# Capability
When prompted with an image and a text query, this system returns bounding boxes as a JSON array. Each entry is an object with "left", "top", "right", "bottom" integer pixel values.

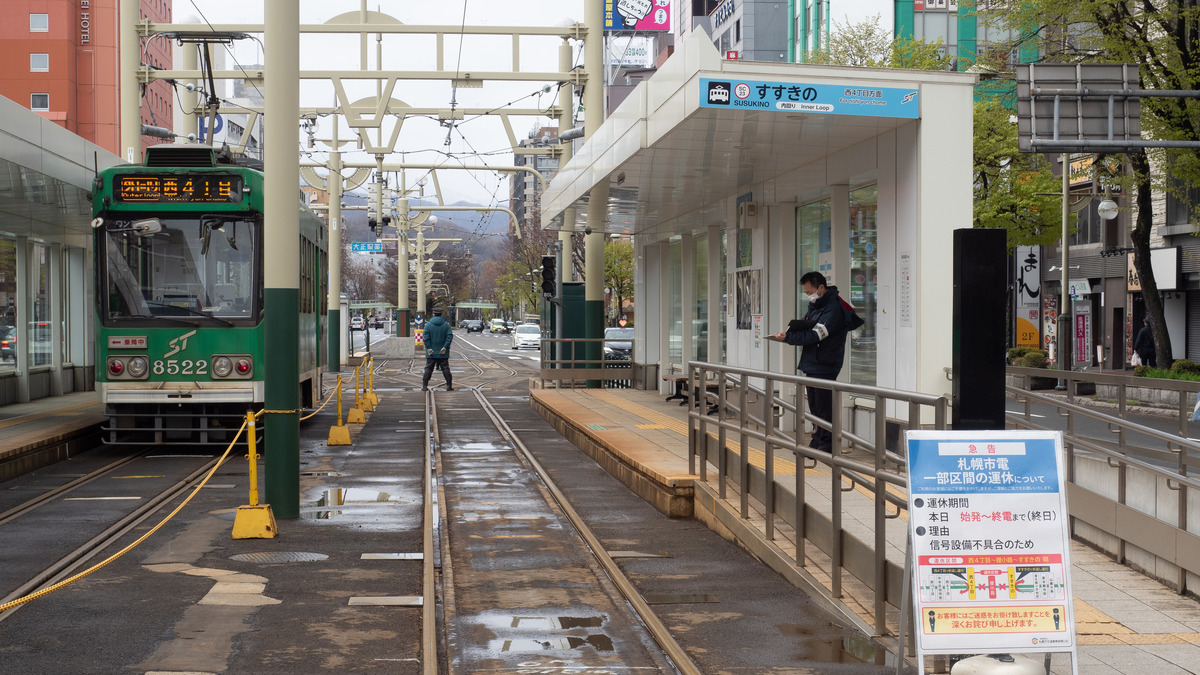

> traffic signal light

[{"left": 541, "top": 256, "right": 556, "bottom": 295}]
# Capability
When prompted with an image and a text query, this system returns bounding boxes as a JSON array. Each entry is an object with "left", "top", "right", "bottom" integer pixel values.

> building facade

[{"left": 0, "top": 0, "right": 172, "bottom": 158}]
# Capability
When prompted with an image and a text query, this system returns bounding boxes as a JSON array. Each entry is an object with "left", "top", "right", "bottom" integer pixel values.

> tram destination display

[{"left": 114, "top": 174, "right": 244, "bottom": 204}]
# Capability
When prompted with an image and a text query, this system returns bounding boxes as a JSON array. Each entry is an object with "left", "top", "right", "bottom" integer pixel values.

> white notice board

[{"left": 905, "top": 430, "right": 1077, "bottom": 673}]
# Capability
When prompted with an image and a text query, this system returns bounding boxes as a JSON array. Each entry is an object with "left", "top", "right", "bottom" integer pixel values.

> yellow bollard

[
  {"left": 366, "top": 357, "right": 379, "bottom": 407},
  {"left": 327, "top": 374, "right": 351, "bottom": 445},
  {"left": 233, "top": 412, "right": 278, "bottom": 539},
  {"left": 359, "top": 360, "right": 375, "bottom": 412},
  {"left": 347, "top": 366, "right": 366, "bottom": 423}
]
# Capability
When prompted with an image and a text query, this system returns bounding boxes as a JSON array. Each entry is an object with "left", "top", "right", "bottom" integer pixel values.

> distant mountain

[{"left": 338, "top": 193, "right": 508, "bottom": 264}]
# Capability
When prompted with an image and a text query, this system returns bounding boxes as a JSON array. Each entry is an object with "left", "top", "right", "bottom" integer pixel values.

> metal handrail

[{"left": 686, "top": 360, "right": 948, "bottom": 638}]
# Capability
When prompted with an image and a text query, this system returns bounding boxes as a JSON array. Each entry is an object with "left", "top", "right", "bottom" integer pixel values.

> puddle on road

[
  {"left": 777, "top": 623, "right": 878, "bottom": 665},
  {"left": 482, "top": 614, "right": 614, "bottom": 654},
  {"left": 299, "top": 487, "right": 408, "bottom": 519},
  {"left": 441, "top": 441, "right": 511, "bottom": 454}
]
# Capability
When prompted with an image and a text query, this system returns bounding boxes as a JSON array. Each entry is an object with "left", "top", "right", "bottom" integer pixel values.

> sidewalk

[{"left": 532, "top": 387, "right": 1200, "bottom": 674}]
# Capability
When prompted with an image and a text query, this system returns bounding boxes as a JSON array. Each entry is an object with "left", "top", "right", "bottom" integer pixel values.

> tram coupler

[{"left": 233, "top": 412, "right": 278, "bottom": 539}]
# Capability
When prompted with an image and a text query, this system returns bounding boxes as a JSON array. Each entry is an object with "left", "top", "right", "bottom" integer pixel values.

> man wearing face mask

[{"left": 774, "top": 271, "right": 863, "bottom": 453}]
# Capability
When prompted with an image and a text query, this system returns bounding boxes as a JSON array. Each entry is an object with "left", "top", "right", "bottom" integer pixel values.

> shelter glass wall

[
  {"left": 669, "top": 238, "right": 683, "bottom": 363},
  {"left": 30, "top": 242, "right": 50, "bottom": 367},
  {"left": 849, "top": 185, "right": 878, "bottom": 385},
  {"left": 692, "top": 235, "right": 708, "bottom": 362},
  {"left": 0, "top": 238, "right": 14, "bottom": 372},
  {"left": 719, "top": 230, "right": 727, "bottom": 362}
]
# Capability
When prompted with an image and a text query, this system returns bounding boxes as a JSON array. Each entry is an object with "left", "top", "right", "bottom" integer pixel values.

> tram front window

[{"left": 102, "top": 216, "right": 261, "bottom": 325}]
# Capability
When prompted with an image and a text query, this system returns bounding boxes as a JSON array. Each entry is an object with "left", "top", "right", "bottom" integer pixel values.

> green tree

[
  {"left": 991, "top": 0, "right": 1200, "bottom": 369},
  {"left": 805, "top": 14, "right": 953, "bottom": 70},
  {"left": 973, "top": 98, "right": 1066, "bottom": 248},
  {"left": 604, "top": 238, "right": 634, "bottom": 323}
]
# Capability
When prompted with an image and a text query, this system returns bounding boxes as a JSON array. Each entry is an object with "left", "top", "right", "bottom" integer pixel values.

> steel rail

[
  {"left": 472, "top": 390, "right": 702, "bottom": 674},
  {"left": 423, "top": 390, "right": 439, "bottom": 675},
  {"left": 0, "top": 457, "right": 221, "bottom": 624},
  {"left": 0, "top": 449, "right": 149, "bottom": 526}
]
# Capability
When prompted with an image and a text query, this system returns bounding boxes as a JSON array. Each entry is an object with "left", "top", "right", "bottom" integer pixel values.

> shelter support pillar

[
  {"left": 120, "top": 0, "right": 140, "bottom": 163},
  {"left": 263, "top": 0, "right": 300, "bottom": 518},
  {"left": 327, "top": 147, "right": 344, "bottom": 369}
]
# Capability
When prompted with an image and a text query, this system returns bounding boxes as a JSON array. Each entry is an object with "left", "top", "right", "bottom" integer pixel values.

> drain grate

[{"left": 230, "top": 551, "right": 329, "bottom": 563}]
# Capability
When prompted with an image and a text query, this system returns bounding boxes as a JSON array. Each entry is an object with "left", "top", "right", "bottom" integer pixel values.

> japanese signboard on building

[
  {"left": 604, "top": 0, "right": 671, "bottom": 31},
  {"left": 905, "top": 431, "right": 1077, "bottom": 669},
  {"left": 1014, "top": 246, "right": 1040, "bottom": 349},
  {"left": 701, "top": 78, "right": 919, "bottom": 119}
]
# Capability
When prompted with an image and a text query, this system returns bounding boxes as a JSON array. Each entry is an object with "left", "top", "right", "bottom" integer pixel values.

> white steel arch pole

[
  {"left": 119, "top": 0, "right": 141, "bottom": 163},
  {"left": 583, "top": 0, "right": 609, "bottom": 385}
]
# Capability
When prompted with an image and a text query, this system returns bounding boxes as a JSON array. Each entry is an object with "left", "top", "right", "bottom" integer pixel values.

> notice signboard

[
  {"left": 905, "top": 430, "right": 1077, "bottom": 673},
  {"left": 352, "top": 241, "right": 383, "bottom": 253}
]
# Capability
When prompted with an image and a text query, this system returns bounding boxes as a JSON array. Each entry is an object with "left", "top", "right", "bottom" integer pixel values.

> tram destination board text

[{"left": 114, "top": 175, "right": 244, "bottom": 204}]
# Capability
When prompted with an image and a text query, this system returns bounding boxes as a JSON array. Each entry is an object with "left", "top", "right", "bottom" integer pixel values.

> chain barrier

[{"left": 0, "top": 417, "right": 250, "bottom": 614}]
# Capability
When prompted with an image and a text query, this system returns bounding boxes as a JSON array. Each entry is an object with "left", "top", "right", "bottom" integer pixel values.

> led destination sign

[{"left": 114, "top": 175, "right": 243, "bottom": 204}]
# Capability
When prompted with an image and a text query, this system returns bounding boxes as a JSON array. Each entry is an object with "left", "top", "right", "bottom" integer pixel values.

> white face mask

[{"left": 805, "top": 291, "right": 819, "bottom": 303}]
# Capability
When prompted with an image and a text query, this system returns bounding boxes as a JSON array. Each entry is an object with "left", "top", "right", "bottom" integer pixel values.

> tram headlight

[
  {"left": 210, "top": 354, "right": 253, "bottom": 379},
  {"left": 127, "top": 356, "right": 149, "bottom": 378}
]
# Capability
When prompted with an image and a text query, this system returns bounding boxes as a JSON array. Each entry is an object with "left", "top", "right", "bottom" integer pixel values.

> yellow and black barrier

[{"left": 232, "top": 412, "right": 277, "bottom": 539}]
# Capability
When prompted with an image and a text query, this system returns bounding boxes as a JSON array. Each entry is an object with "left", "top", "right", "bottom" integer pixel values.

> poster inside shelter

[{"left": 905, "top": 431, "right": 1076, "bottom": 662}]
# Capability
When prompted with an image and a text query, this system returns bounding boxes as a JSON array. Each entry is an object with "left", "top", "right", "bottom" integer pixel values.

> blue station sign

[
  {"left": 700, "top": 77, "right": 920, "bottom": 119},
  {"left": 351, "top": 241, "right": 383, "bottom": 253}
]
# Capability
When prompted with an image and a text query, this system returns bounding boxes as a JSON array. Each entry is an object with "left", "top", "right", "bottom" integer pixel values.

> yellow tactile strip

[{"left": 1073, "top": 598, "right": 1200, "bottom": 645}]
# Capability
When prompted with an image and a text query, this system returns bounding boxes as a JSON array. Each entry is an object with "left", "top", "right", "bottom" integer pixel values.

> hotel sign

[{"left": 80, "top": 1, "right": 91, "bottom": 44}]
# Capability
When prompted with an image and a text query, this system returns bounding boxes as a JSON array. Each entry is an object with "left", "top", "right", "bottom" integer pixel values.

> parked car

[
  {"left": 350, "top": 316, "right": 365, "bottom": 331},
  {"left": 0, "top": 325, "right": 15, "bottom": 363},
  {"left": 463, "top": 320, "right": 484, "bottom": 333},
  {"left": 511, "top": 324, "right": 542, "bottom": 350},
  {"left": 603, "top": 327, "right": 634, "bottom": 360}
]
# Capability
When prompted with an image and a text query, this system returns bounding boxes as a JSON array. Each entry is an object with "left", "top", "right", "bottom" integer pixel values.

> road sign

[{"left": 351, "top": 241, "right": 383, "bottom": 253}]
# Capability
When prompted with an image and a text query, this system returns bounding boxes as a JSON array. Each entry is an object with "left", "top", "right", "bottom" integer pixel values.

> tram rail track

[
  {"left": 425, "top": 385, "right": 699, "bottom": 674},
  {"left": 0, "top": 455, "right": 222, "bottom": 624}
]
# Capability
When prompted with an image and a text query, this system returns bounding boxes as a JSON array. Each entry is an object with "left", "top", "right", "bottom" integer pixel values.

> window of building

[
  {"left": 1167, "top": 175, "right": 1200, "bottom": 227},
  {"left": 1069, "top": 198, "right": 1104, "bottom": 246},
  {"left": 31, "top": 94, "right": 49, "bottom": 110},
  {"left": 30, "top": 53, "right": 49, "bottom": 72},
  {"left": 31, "top": 242, "right": 51, "bottom": 368},
  {"left": 30, "top": 13, "right": 49, "bottom": 32},
  {"left": 734, "top": 19, "right": 741, "bottom": 44}
]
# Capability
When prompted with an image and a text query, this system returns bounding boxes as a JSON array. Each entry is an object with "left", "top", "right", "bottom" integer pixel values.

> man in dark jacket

[
  {"left": 774, "top": 272, "right": 862, "bottom": 453},
  {"left": 421, "top": 307, "right": 454, "bottom": 391},
  {"left": 1133, "top": 316, "right": 1156, "bottom": 368}
]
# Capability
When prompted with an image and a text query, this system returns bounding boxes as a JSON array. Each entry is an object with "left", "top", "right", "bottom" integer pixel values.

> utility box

[{"left": 542, "top": 282, "right": 586, "bottom": 372}]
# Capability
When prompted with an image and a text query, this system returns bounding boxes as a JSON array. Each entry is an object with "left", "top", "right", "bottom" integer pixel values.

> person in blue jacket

[
  {"left": 421, "top": 306, "right": 454, "bottom": 391},
  {"left": 774, "top": 271, "right": 863, "bottom": 453}
]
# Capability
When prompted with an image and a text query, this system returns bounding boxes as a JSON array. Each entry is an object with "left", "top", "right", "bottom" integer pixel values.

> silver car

[{"left": 511, "top": 324, "right": 541, "bottom": 350}]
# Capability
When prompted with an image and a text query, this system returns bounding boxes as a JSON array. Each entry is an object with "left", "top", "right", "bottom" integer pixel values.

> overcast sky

[
  {"left": 175, "top": 0, "right": 889, "bottom": 207},
  {"left": 176, "top": 0, "right": 583, "bottom": 213}
]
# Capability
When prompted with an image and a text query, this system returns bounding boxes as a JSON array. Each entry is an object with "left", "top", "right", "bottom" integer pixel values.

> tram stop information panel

[{"left": 905, "top": 430, "right": 1078, "bottom": 672}]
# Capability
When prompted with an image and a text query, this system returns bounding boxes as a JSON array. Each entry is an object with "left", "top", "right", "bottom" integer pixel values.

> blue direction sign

[
  {"left": 351, "top": 241, "right": 383, "bottom": 253},
  {"left": 700, "top": 77, "right": 919, "bottom": 119}
]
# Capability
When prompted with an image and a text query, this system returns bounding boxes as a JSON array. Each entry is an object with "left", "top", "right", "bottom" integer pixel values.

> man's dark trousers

[
  {"left": 805, "top": 373, "right": 837, "bottom": 452},
  {"left": 422, "top": 358, "right": 452, "bottom": 389}
]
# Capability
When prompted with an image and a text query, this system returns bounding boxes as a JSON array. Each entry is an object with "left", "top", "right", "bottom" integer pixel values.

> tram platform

[
  {"left": 0, "top": 390, "right": 105, "bottom": 482},
  {"left": 530, "top": 387, "right": 1200, "bottom": 674}
]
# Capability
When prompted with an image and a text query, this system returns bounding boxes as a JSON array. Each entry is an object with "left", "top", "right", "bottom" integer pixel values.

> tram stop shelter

[
  {"left": 0, "top": 96, "right": 123, "bottom": 405},
  {"left": 542, "top": 31, "right": 977, "bottom": 416}
]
